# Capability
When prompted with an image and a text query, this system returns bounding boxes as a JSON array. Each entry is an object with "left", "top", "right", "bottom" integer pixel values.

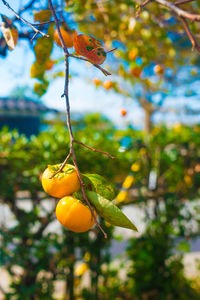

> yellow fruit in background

[
  {"left": 128, "top": 48, "right": 138, "bottom": 60},
  {"left": 173, "top": 123, "right": 182, "bottom": 132},
  {"left": 83, "top": 252, "right": 90, "bottom": 262},
  {"left": 56, "top": 196, "right": 96, "bottom": 232},
  {"left": 131, "top": 162, "right": 140, "bottom": 172},
  {"left": 116, "top": 190, "right": 128, "bottom": 203},
  {"left": 93, "top": 78, "right": 102, "bottom": 86},
  {"left": 122, "top": 175, "right": 135, "bottom": 189},
  {"left": 184, "top": 175, "right": 192, "bottom": 187},
  {"left": 75, "top": 263, "right": 89, "bottom": 276},
  {"left": 103, "top": 80, "right": 113, "bottom": 90},
  {"left": 41, "top": 164, "right": 80, "bottom": 198}
]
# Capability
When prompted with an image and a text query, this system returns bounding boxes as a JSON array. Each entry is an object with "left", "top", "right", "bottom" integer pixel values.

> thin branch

[
  {"left": 31, "top": 20, "right": 56, "bottom": 26},
  {"left": 30, "top": 31, "right": 39, "bottom": 43},
  {"left": 106, "top": 47, "right": 118, "bottom": 53},
  {"left": 175, "top": 0, "right": 195, "bottom": 5},
  {"left": 19, "top": 0, "right": 36, "bottom": 13},
  {"left": 50, "top": 152, "right": 71, "bottom": 179},
  {"left": 74, "top": 140, "right": 116, "bottom": 159},
  {"left": 1, "top": 0, "right": 49, "bottom": 38},
  {"left": 48, "top": 0, "right": 108, "bottom": 238},
  {"left": 136, "top": 0, "right": 152, "bottom": 18},
  {"left": 69, "top": 54, "right": 111, "bottom": 76},
  {"left": 154, "top": 0, "right": 200, "bottom": 21},
  {"left": 180, "top": 16, "right": 200, "bottom": 52}
]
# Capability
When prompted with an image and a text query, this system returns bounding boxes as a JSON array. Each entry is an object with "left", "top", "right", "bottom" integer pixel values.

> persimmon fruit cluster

[{"left": 42, "top": 164, "right": 96, "bottom": 232}]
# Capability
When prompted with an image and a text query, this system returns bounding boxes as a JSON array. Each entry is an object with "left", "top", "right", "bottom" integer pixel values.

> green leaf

[
  {"left": 82, "top": 173, "right": 115, "bottom": 200},
  {"left": 176, "top": 241, "right": 190, "bottom": 253},
  {"left": 87, "top": 191, "right": 138, "bottom": 231}
]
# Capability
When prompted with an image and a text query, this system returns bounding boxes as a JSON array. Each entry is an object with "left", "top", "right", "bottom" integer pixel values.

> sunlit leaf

[
  {"left": 34, "top": 9, "right": 52, "bottom": 22},
  {"left": 82, "top": 173, "right": 115, "bottom": 200},
  {"left": 74, "top": 32, "right": 106, "bottom": 65},
  {"left": 87, "top": 191, "right": 138, "bottom": 231},
  {"left": 1, "top": 15, "right": 18, "bottom": 50}
]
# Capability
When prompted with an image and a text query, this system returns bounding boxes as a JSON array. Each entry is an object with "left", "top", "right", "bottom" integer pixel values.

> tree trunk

[{"left": 144, "top": 108, "right": 153, "bottom": 135}]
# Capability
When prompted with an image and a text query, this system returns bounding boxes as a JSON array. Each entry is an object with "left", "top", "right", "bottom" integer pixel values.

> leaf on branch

[
  {"left": 34, "top": 81, "right": 49, "bottom": 97},
  {"left": 87, "top": 191, "right": 138, "bottom": 231},
  {"left": 1, "top": 15, "right": 18, "bottom": 50},
  {"left": 74, "top": 32, "right": 107, "bottom": 65},
  {"left": 34, "top": 24, "right": 54, "bottom": 63},
  {"left": 34, "top": 9, "right": 52, "bottom": 22},
  {"left": 82, "top": 173, "right": 115, "bottom": 200}
]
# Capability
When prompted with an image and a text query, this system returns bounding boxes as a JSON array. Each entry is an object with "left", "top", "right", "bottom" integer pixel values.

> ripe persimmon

[
  {"left": 93, "top": 78, "right": 101, "bottom": 86},
  {"left": 54, "top": 27, "right": 74, "bottom": 48},
  {"left": 56, "top": 196, "right": 96, "bottom": 232},
  {"left": 130, "top": 67, "right": 142, "bottom": 78},
  {"left": 121, "top": 109, "right": 127, "bottom": 116},
  {"left": 42, "top": 164, "right": 80, "bottom": 198},
  {"left": 154, "top": 64, "right": 164, "bottom": 75},
  {"left": 103, "top": 80, "right": 113, "bottom": 90}
]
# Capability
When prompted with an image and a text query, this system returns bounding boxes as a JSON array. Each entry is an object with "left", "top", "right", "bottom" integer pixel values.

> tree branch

[
  {"left": 69, "top": 54, "right": 111, "bottom": 76},
  {"left": 175, "top": 0, "right": 195, "bottom": 6},
  {"left": 136, "top": 0, "right": 152, "bottom": 18},
  {"left": 48, "top": 0, "right": 108, "bottom": 238},
  {"left": 74, "top": 140, "right": 116, "bottom": 159},
  {"left": 1, "top": 0, "right": 49, "bottom": 38},
  {"left": 154, "top": 0, "right": 200, "bottom": 22},
  {"left": 180, "top": 16, "right": 200, "bottom": 52}
]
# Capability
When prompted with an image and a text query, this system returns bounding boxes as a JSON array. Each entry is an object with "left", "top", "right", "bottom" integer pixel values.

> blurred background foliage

[{"left": 1, "top": 115, "right": 200, "bottom": 299}]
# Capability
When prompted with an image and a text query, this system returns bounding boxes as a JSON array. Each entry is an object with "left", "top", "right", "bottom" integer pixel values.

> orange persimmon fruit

[
  {"left": 54, "top": 27, "right": 74, "bottom": 48},
  {"left": 154, "top": 64, "right": 164, "bottom": 75},
  {"left": 74, "top": 32, "right": 107, "bottom": 65},
  {"left": 103, "top": 80, "right": 113, "bottom": 90},
  {"left": 42, "top": 164, "right": 80, "bottom": 198},
  {"left": 45, "top": 59, "right": 55, "bottom": 70},
  {"left": 93, "top": 78, "right": 101, "bottom": 86},
  {"left": 130, "top": 67, "right": 142, "bottom": 78},
  {"left": 56, "top": 196, "right": 96, "bottom": 232},
  {"left": 121, "top": 109, "right": 127, "bottom": 116}
]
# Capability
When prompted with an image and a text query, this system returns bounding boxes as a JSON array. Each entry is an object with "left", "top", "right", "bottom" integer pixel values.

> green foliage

[{"left": 1, "top": 116, "right": 200, "bottom": 299}]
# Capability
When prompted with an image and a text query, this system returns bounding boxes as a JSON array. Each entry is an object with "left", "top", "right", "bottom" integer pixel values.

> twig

[
  {"left": 32, "top": 20, "right": 56, "bottom": 26},
  {"left": 136, "top": 0, "right": 152, "bottom": 18},
  {"left": 1, "top": 0, "right": 49, "bottom": 38},
  {"left": 30, "top": 31, "right": 39, "bottom": 43},
  {"left": 175, "top": 0, "right": 195, "bottom": 5},
  {"left": 106, "top": 47, "right": 118, "bottom": 53},
  {"left": 48, "top": 0, "right": 108, "bottom": 238},
  {"left": 69, "top": 54, "right": 111, "bottom": 76},
  {"left": 154, "top": 0, "right": 200, "bottom": 22},
  {"left": 49, "top": 152, "right": 72, "bottom": 179},
  {"left": 180, "top": 16, "right": 200, "bottom": 52},
  {"left": 74, "top": 140, "right": 116, "bottom": 159}
]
